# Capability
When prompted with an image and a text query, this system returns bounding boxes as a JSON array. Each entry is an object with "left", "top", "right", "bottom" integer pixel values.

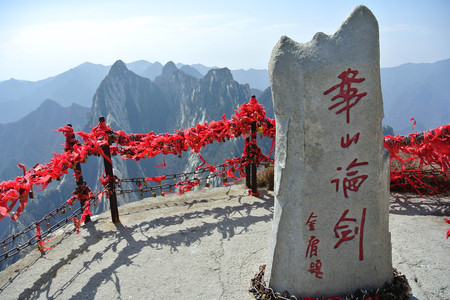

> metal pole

[{"left": 99, "top": 117, "right": 120, "bottom": 223}]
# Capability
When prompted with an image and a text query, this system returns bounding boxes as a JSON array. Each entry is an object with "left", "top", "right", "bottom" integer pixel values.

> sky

[{"left": 0, "top": 0, "right": 449, "bottom": 81}]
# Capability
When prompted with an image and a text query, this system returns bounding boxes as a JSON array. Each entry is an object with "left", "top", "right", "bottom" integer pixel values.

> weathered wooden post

[
  {"left": 245, "top": 119, "right": 259, "bottom": 195},
  {"left": 65, "top": 123, "right": 90, "bottom": 223},
  {"left": 250, "top": 121, "right": 258, "bottom": 196},
  {"left": 246, "top": 136, "right": 251, "bottom": 189},
  {"left": 266, "top": 5, "right": 393, "bottom": 297},
  {"left": 99, "top": 117, "right": 120, "bottom": 224},
  {"left": 73, "top": 165, "right": 91, "bottom": 223}
]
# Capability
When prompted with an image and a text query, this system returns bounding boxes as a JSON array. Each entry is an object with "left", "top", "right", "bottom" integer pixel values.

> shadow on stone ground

[
  {"left": 13, "top": 223, "right": 105, "bottom": 299},
  {"left": 12, "top": 189, "right": 273, "bottom": 299},
  {"left": 389, "top": 192, "right": 450, "bottom": 216}
]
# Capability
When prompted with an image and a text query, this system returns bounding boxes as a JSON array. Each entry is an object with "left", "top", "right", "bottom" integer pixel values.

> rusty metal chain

[
  {"left": 395, "top": 169, "right": 450, "bottom": 176},
  {"left": 116, "top": 173, "right": 221, "bottom": 196},
  {"left": 0, "top": 199, "right": 75, "bottom": 248},
  {"left": 0, "top": 192, "right": 101, "bottom": 263},
  {"left": 249, "top": 265, "right": 411, "bottom": 300},
  {"left": 114, "top": 162, "right": 242, "bottom": 196},
  {"left": 117, "top": 165, "right": 212, "bottom": 184}
]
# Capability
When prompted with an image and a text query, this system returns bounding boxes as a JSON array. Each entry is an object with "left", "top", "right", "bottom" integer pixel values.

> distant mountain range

[
  {"left": 0, "top": 61, "right": 270, "bottom": 124},
  {"left": 0, "top": 100, "right": 89, "bottom": 180},
  {"left": 1, "top": 59, "right": 448, "bottom": 134},
  {"left": 381, "top": 59, "right": 450, "bottom": 133}
]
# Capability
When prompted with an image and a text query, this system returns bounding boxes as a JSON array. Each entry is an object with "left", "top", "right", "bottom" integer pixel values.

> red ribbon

[
  {"left": 145, "top": 176, "right": 166, "bottom": 183},
  {"left": 445, "top": 219, "right": 450, "bottom": 239},
  {"left": 35, "top": 222, "right": 51, "bottom": 253},
  {"left": 384, "top": 124, "right": 449, "bottom": 195}
]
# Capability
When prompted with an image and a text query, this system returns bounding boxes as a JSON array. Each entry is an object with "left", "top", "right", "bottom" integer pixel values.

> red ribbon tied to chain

[{"left": 35, "top": 222, "right": 51, "bottom": 253}]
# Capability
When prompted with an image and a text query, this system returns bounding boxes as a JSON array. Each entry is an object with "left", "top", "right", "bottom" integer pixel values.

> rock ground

[{"left": 0, "top": 184, "right": 448, "bottom": 299}]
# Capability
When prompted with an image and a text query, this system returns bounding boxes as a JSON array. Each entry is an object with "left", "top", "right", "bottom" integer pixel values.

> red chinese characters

[
  {"left": 333, "top": 208, "right": 366, "bottom": 260},
  {"left": 305, "top": 212, "right": 323, "bottom": 279},
  {"left": 341, "top": 132, "right": 360, "bottom": 148},
  {"left": 306, "top": 212, "right": 317, "bottom": 230},
  {"left": 306, "top": 235, "right": 320, "bottom": 258},
  {"left": 323, "top": 68, "right": 367, "bottom": 123},
  {"left": 322, "top": 68, "right": 369, "bottom": 263},
  {"left": 331, "top": 158, "right": 369, "bottom": 198},
  {"left": 308, "top": 259, "right": 323, "bottom": 279},
  {"left": 324, "top": 68, "right": 369, "bottom": 197}
]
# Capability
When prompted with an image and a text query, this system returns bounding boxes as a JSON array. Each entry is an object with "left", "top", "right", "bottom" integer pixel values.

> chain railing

[
  {"left": 114, "top": 162, "right": 249, "bottom": 197},
  {"left": 0, "top": 192, "right": 101, "bottom": 263}
]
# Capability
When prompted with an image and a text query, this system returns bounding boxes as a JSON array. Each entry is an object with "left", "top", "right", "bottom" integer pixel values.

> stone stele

[{"left": 266, "top": 5, "right": 392, "bottom": 297}]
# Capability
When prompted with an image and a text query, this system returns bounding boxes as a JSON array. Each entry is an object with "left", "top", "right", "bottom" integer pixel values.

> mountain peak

[
  {"left": 204, "top": 68, "right": 233, "bottom": 82},
  {"left": 161, "top": 61, "right": 178, "bottom": 76},
  {"left": 154, "top": 61, "right": 179, "bottom": 84},
  {"left": 180, "top": 65, "right": 203, "bottom": 79},
  {"left": 108, "top": 60, "right": 129, "bottom": 77},
  {"left": 39, "top": 98, "right": 62, "bottom": 110}
]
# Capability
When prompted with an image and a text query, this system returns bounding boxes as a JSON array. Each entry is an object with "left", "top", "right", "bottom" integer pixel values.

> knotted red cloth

[{"left": 384, "top": 124, "right": 449, "bottom": 195}]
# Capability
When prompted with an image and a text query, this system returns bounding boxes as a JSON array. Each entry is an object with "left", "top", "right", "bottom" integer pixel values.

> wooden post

[
  {"left": 74, "top": 164, "right": 91, "bottom": 223},
  {"left": 246, "top": 137, "right": 251, "bottom": 189},
  {"left": 250, "top": 121, "right": 258, "bottom": 196},
  {"left": 99, "top": 117, "right": 120, "bottom": 223},
  {"left": 66, "top": 124, "right": 90, "bottom": 223}
]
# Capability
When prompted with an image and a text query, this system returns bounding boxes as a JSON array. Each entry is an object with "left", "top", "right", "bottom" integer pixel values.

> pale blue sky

[{"left": 0, "top": 0, "right": 449, "bottom": 81}]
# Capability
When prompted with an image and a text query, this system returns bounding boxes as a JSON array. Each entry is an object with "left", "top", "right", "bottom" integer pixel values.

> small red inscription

[
  {"left": 341, "top": 132, "right": 360, "bottom": 148},
  {"left": 331, "top": 158, "right": 368, "bottom": 198},
  {"left": 308, "top": 259, "right": 323, "bottom": 279},
  {"left": 306, "top": 212, "right": 318, "bottom": 230},
  {"left": 305, "top": 212, "right": 323, "bottom": 278},
  {"left": 306, "top": 235, "right": 320, "bottom": 258},
  {"left": 333, "top": 208, "right": 366, "bottom": 260},
  {"left": 323, "top": 68, "right": 367, "bottom": 123}
]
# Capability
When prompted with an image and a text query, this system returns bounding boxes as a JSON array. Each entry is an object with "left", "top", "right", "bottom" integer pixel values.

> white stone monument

[{"left": 267, "top": 5, "right": 392, "bottom": 297}]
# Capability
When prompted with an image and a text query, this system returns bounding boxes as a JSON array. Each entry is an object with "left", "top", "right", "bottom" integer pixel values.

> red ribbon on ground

[{"left": 445, "top": 219, "right": 450, "bottom": 239}]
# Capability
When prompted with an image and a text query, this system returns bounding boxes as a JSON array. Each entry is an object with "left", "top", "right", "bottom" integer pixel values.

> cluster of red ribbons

[
  {"left": 0, "top": 97, "right": 275, "bottom": 223},
  {"left": 383, "top": 123, "right": 450, "bottom": 195},
  {"left": 108, "top": 97, "right": 275, "bottom": 161},
  {"left": 67, "top": 184, "right": 97, "bottom": 233}
]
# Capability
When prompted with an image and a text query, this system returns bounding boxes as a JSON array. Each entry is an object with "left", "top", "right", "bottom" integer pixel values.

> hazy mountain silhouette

[
  {"left": 0, "top": 62, "right": 109, "bottom": 123},
  {"left": 381, "top": 58, "right": 450, "bottom": 134},
  {"left": 0, "top": 99, "right": 89, "bottom": 181}
]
